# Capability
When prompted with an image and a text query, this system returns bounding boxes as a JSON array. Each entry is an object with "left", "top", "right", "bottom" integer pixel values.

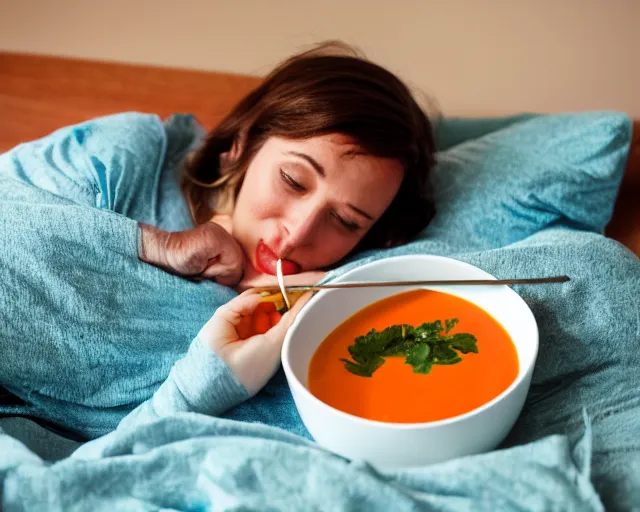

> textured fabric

[
  {"left": 425, "top": 111, "right": 632, "bottom": 250},
  {"left": 117, "top": 336, "right": 249, "bottom": 433},
  {"left": 0, "top": 112, "right": 638, "bottom": 510},
  {"left": 0, "top": 111, "right": 196, "bottom": 231},
  {"left": 0, "top": 113, "right": 227, "bottom": 439},
  {"left": 434, "top": 113, "right": 538, "bottom": 150},
  {"left": 2, "top": 412, "right": 602, "bottom": 511},
  {"left": 232, "top": 228, "right": 640, "bottom": 510}
]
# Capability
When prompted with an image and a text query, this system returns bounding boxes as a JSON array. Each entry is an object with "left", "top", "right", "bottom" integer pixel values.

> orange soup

[{"left": 308, "top": 289, "right": 519, "bottom": 423}]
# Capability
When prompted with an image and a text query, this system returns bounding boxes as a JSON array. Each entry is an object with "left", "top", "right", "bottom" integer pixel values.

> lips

[{"left": 255, "top": 240, "right": 301, "bottom": 276}]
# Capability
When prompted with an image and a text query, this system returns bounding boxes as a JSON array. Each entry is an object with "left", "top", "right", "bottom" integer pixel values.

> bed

[
  {"left": 1, "top": 51, "right": 639, "bottom": 511},
  {"left": 1, "top": 52, "right": 638, "bottom": 257}
]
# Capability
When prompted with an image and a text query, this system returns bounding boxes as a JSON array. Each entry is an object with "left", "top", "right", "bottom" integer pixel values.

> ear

[
  {"left": 219, "top": 134, "right": 245, "bottom": 172},
  {"left": 229, "top": 135, "right": 243, "bottom": 161}
]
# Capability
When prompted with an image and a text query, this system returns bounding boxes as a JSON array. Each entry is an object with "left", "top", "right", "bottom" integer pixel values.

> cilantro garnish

[{"left": 340, "top": 318, "right": 478, "bottom": 377}]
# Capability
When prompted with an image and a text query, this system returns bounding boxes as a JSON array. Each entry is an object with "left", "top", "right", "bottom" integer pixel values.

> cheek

[
  {"left": 236, "top": 167, "right": 280, "bottom": 221},
  {"left": 301, "top": 229, "right": 362, "bottom": 269}
]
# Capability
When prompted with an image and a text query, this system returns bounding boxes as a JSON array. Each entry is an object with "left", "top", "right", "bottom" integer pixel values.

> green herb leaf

[
  {"left": 445, "top": 318, "right": 459, "bottom": 333},
  {"left": 341, "top": 318, "right": 478, "bottom": 378},
  {"left": 340, "top": 359, "right": 373, "bottom": 377},
  {"left": 431, "top": 344, "right": 462, "bottom": 365},
  {"left": 406, "top": 343, "right": 431, "bottom": 365},
  {"left": 448, "top": 333, "right": 479, "bottom": 354},
  {"left": 340, "top": 354, "right": 385, "bottom": 377},
  {"left": 405, "top": 344, "right": 433, "bottom": 374},
  {"left": 381, "top": 339, "right": 414, "bottom": 357},
  {"left": 412, "top": 360, "right": 433, "bottom": 374},
  {"left": 415, "top": 320, "right": 443, "bottom": 338}
]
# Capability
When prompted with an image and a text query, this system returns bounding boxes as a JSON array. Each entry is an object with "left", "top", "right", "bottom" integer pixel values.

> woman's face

[{"left": 231, "top": 134, "right": 404, "bottom": 275}]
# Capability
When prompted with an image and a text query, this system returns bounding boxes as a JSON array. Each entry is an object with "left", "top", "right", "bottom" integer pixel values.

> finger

[
  {"left": 201, "top": 262, "right": 244, "bottom": 287},
  {"left": 264, "top": 292, "right": 313, "bottom": 344},
  {"left": 201, "top": 260, "right": 242, "bottom": 279},
  {"left": 283, "top": 291, "right": 313, "bottom": 321},
  {"left": 215, "top": 291, "right": 262, "bottom": 325}
]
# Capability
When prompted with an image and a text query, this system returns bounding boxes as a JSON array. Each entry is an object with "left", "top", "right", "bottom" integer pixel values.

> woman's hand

[
  {"left": 199, "top": 290, "right": 312, "bottom": 395},
  {"left": 139, "top": 222, "right": 245, "bottom": 287}
]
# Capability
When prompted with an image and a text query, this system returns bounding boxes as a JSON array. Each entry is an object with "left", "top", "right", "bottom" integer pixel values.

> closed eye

[
  {"left": 331, "top": 211, "right": 361, "bottom": 232},
  {"left": 281, "top": 169, "right": 361, "bottom": 232},
  {"left": 280, "top": 169, "right": 305, "bottom": 192}
]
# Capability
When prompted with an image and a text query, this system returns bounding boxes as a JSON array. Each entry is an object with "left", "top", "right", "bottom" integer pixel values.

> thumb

[
  {"left": 264, "top": 292, "right": 313, "bottom": 345},
  {"left": 201, "top": 260, "right": 244, "bottom": 287}
]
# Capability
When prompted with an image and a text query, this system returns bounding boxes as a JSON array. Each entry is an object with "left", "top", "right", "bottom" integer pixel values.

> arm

[
  {"left": 116, "top": 290, "right": 311, "bottom": 433},
  {"left": 0, "top": 112, "right": 245, "bottom": 285},
  {"left": 116, "top": 335, "right": 249, "bottom": 431}
]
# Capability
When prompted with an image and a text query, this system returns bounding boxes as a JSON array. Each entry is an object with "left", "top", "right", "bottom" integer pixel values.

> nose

[{"left": 278, "top": 202, "right": 323, "bottom": 257}]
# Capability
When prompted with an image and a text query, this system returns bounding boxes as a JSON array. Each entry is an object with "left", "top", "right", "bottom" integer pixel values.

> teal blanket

[{"left": 1, "top": 113, "right": 638, "bottom": 510}]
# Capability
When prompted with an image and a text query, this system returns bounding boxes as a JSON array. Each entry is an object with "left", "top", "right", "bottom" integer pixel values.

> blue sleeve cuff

[
  {"left": 115, "top": 336, "right": 249, "bottom": 433},
  {"left": 149, "top": 336, "right": 249, "bottom": 418}
]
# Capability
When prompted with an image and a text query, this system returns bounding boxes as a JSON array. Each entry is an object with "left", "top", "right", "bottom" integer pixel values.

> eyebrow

[
  {"left": 287, "top": 151, "right": 325, "bottom": 177},
  {"left": 348, "top": 204, "right": 374, "bottom": 220},
  {"left": 286, "top": 150, "right": 375, "bottom": 221}
]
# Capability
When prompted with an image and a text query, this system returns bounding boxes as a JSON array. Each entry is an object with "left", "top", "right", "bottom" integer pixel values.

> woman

[
  {"left": 139, "top": 42, "right": 435, "bottom": 291},
  {"left": 0, "top": 42, "right": 436, "bottom": 436}
]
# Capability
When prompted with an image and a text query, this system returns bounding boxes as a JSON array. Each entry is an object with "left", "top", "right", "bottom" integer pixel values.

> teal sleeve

[{"left": 116, "top": 336, "right": 249, "bottom": 432}]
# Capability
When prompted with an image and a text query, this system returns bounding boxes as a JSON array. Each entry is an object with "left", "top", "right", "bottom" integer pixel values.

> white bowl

[{"left": 282, "top": 254, "right": 538, "bottom": 469}]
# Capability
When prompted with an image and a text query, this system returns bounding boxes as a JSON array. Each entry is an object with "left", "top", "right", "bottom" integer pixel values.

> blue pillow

[
  {"left": 423, "top": 112, "right": 632, "bottom": 250},
  {"left": 434, "top": 114, "right": 538, "bottom": 151}
]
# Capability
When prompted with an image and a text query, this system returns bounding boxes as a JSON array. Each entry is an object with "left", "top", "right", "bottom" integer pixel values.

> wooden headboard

[{"left": 0, "top": 52, "right": 638, "bottom": 256}]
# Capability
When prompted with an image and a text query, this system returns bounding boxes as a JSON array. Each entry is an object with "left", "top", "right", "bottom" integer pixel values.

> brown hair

[{"left": 183, "top": 41, "right": 436, "bottom": 252}]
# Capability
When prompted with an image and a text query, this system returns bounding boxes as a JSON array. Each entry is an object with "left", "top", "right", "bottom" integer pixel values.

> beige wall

[{"left": 1, "top": 0, "right": 638, "bottom": 117}]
